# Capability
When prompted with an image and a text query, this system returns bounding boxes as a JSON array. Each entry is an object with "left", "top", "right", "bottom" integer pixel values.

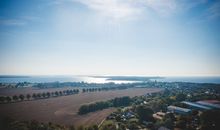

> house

[
  {"left": 181, "top": 101, "right": 212, "bottom": 110},
  {"left": 196, "top": 100, "right": 220, "bottom": 109},
  {"left": 167, "top": 105, "right": 191, "bottom": 115},
  {"left": 153, "top": 112, "right": 166, "bottom": 120}
]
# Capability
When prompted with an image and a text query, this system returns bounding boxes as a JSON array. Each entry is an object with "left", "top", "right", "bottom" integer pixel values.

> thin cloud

[
  {"left": 0, "top": 16, "right": 42, "bottom": 26},
  {"left": 74, "top": 0, "right": 143, "bottom": 21},
  {"left": 22, "top": 16, "right": 42, "bottom": 21},
  {"left": 143, "top": 0, "right": 177, "bottom": 16},
  {"left": 178, "top": 0, "right": 207, "bottom": 10},
  {"left": 72, "top": 0, "right": 208, "bottom": 21},
  {"left": 0, "top": 19, "right": 26, "bottom": 26},
  {"left": 207, "top": 1, "right": 220, "bottom": 19},
  {"left": 186, "top": 1, "right": 220, "bottom": 24}
]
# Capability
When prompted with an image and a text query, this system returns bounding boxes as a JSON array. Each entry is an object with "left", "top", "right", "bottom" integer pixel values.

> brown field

[{"left": 0, "top": 88, "right": 163, "bottom": 127}]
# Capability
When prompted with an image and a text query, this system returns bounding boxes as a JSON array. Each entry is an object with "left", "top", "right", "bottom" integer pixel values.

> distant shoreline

[
  {"left": 0, "top": 75, "right": 30, "bottom": 78},
  {"left": 90, "top": 76, "right": 164, "bottom": 81},
  {"left": 0, "top": 75, "right": 220, "bottom": 84}
]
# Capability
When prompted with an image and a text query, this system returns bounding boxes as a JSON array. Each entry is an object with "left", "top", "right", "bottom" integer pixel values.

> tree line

[
  {"left": 0, "top": 86, "right": 134, "bottom": 104},
  {"left": 32, "top": 81, "right": 139, "bottom": 89},
  {"left": 0, "top": 89, "right": 79, "bottom": 103},
  {"left": 78, "top": 96, "right": 132, "bottom": 115},
  {"left": 82, "top": 86, "right": 131, "bottom": 93}
]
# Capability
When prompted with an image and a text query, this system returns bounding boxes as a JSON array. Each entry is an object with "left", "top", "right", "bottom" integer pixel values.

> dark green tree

[
  {"left": 0, "top": 96, "right": 6, "bottom": 102},
  {"left": 136, "top": 105, "right": 154, "bottom": 122},
  {"left": 77, "top": 125, "right": 84, "bottom": 130},
  {"left": 6, "top": 96, "right": 12, "bottom": 102},
  {"left": 46, "top": 92, "right": 50, "bottom": 97},
  {"left": 69, "top": 125, "right": 75, "bottom": 130},
  {"left": 55, "top": 91, "right": 59, "bottom": 96},
  {"left": 200, "top": 110, "right": 220, "bottom": 130},
  {"left": 19, "top": 94, "right": 24, "bottom": 101},
  {"left": 26, "top": 94, "right": 31, "bottom": 100},
  {"left": 42, "top": 93, "right": 46, "bottom": 98},
  {"left": 176, "top": 93, "right": 186, "bottom": 101},
  {"left": 12, "top": 95, "right": 18, "bottom": 101},
  {"left": 32, "top": 93, "right": 37, "bottom": 99},
  {"left": 37, "top": 93, "right": 41, "bottom": 98}
]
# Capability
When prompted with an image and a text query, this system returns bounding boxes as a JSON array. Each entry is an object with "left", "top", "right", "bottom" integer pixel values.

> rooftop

[
  {"left": 197, "top": 100, "right": 220, "bottom": 109},
  {"left": 182, "top": 101, "right": 212, "bottom": 110},
  {"left": 168, "top": 105, "right": 191, "bottom": 113}
]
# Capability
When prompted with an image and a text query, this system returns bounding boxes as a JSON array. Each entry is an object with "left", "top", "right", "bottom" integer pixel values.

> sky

[{"left": 0, "top": 0, "right": 220, "bottom": 76}]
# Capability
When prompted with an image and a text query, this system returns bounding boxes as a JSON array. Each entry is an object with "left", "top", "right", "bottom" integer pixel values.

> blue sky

[{"left": 0, "top": 0, "right": 220, "bottom": 76}]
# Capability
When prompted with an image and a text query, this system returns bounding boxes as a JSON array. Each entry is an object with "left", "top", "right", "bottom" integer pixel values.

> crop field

[{"left": 0, "top": 88, "right": 162, "bottom": 127}]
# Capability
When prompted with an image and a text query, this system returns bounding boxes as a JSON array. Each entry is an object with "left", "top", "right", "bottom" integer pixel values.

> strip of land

[{"left": 0, "top": 88, "right": 162, "bottom": 127}]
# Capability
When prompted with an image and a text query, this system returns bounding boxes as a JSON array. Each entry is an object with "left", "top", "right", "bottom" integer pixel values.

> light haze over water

[{"left": 0, "top": 76, "right": 220, "bottom": 84}]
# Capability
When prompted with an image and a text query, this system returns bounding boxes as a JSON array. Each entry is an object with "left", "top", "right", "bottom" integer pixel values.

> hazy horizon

[
  {"left": 0, "top": 74, "right": 220, "bottom": 78},
  {"left": 0, "top": 0, "right": 220, "bottom": 76}
]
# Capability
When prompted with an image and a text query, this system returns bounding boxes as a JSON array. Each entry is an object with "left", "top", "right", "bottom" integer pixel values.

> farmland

[{"left": 0, "top": 87, "right": 162, "bottom": 127}]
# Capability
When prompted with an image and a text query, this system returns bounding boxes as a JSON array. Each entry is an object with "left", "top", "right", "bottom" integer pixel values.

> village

[{"left": 98, "top": 83, "right": 220, "bottom": 130}]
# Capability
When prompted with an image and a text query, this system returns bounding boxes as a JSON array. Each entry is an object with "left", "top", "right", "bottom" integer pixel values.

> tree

[
  {"left": 46, "top": 92, "right": 50, "bottom": 97},
  {"left": 176, "top": 93, "right": 186, "bottom": 101},
  {"left": 51, "top": 92, "right": 55, "bottom": 97},
  {"left": 42, "top": 93, "right": 46, "bottom": 98},
  {"left": 75, "top": 89, "right": 78, "bottom": 93},
  {"left": 65, "top": 90, "right": 69, "bottom": 95},
  {"left": 77, "top": 125, "right": 84, "bottom": 130},
  {"left": 26, "top": 94, "right": 31, "bottom": 100},
  {"left": 70, "top": 89, "right": 73, "bottom": 94},
  {"left": 37, "top": 93, "right": 41, "bottom": 98},
  {"left": 32, "top": 93, "right": 37, "bottom": 99},
  {"left": 6, "top": 96, "right": 12, "bottom": 102},
  {"left": 136, "top": 105, "right": 154, "bottom": 122},
  {"left": 192, "top": 110, "right": 199, "bottom": 116},
  {"left": 0, "top": 118, "right": 68, "bottom": 130},
  {"left": 118, "top": 123, "right": 126, "bottom": 130},
  {"left": 69, "top": 125, "right": 75, "bottom": 130},
  {"left": 165, "top": 113, "right": 175, "bottom": 122},
  {"left": 55, "top": 91, "right": 59, "bottom": 96},
  {"left": 78, "top": 105, "right": 89, "bottom": 115},
  {"left": 127, "top": 122, "right": 139, "bottom": 130},
  {"left": 0, "top": 117, "right": 14, "bottom": 129},
  {"left": 92, "top": 125, "right": 98, "bottom": 130},
  {"left": 200, "top": 110, "right": 220, "bottom": 130},
  {"left": 78, "top": 97, "right": 131, "bottom": 115},
  {"left": 87, "top": 125, "right": 98, "bottom": 130},
  {"left": 115, "top": 115, "right": 121, "bottom": 122},
  {"left": 19, "top": 94, "right": 24, "bottom": 101},
  {"left": 63, "top": 90, "right": 66, "bottom": 95},
  {"left": 101, "top": 123, "right": 116, "bottom": 130},
  {"left": 59, "top": 91, "right": 63, "bottom": 96},
  {"left": 12, "top": 95, "right": 18, "bottom": 101},
  {"left": 175, "top": 116, "right": 187, "bottom": 129},
  {"left": 0, "top": 96, "right": 6, "bottom": 103},
  {"left": 112, "top": 96, "right": 131, "bottom": 107},
  {"left": 163, "top": 118, "right": 173, "bottom": 129}
]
